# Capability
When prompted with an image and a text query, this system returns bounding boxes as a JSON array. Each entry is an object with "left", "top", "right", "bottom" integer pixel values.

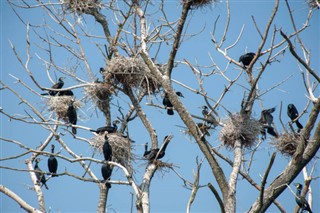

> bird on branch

[
  {"left": 103, "top": 134, "right": 112, "bottom": 161},
  {"left": 144, "top": 135, "right": 172, "bottom": 161},
  {"left": 41, "top": 77, "right": 65, "bottom": 96},
  {"left": 239, "top": 52, "right": 256, "bottom": 67},
  {"left": 162, "top": 92, "right": 184, "bottom": 115},
  {"left": 201, "top": 106, "right": 218, "bottom": 127},
  {"left": 101, "top": 163, "right": 112, "bottom": 189},
  {"left": 287, "top": 104, "right": 303, "bottom": 130},
  {"left": 34, "top": 158, "right": 49, "bottom": 190},
  {"left": 90, "top": 120, "right": 120, "bottom": 134},
  {"left": 67, "top": 100, "right": 77, "bottom": 134},
  {"left": 48, "top": 144, "right": 58, "bottom": 177},
  {"left": 294, "top": 183, "right": 313, "bottom": 213},
  {"left": 259, "top": 107, "right": 278, "bottom": 139}
]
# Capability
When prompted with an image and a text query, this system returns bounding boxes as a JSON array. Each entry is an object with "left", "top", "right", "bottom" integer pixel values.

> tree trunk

[{"left": 97, "top": 184, "right": 109, "bottom": 213}]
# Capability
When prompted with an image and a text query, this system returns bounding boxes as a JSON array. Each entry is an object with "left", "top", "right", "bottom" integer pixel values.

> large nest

[
  {"left": 91, "top": 133, "right": 134, "bottom": 173},
  {"left": 84, "top": 82, "right": 115, "bottom": 113},
  {"left": 219, "top": 114, "right": 260, "bottom": 149},
  {"left": 103, "top": 56, "right": 162, "bottom": 93},
  {"left": 182, "top": 0, "right": 218, "bottom": 9},
  {"left": 60, "top": 0, "right": 103, "bottom": 14},
  {"left": 272, "top": 133, "right": 300, "bottom": 157},
  {"left": 46, "top": 96, "right": 81, "bottom": 122}
]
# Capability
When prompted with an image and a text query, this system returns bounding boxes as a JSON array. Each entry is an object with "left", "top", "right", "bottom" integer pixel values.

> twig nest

[
  {"left": 46, "top": 96, "right": 81, "bottom": 122},
  {"left": 219, "top": 114, "right": 260, "bottom": 149},
  {"left": 272, "top": 133, "right": 300, "bottom": 157},
  {"left": 84, "top": 82, "right": 115, "bottom": 113},
  {"left": 60, "top": 0, "right": 103, "bottom": 14},
  {"left": 91, "top": 133, "right": 133, "bottom": 173},
  {"left": 103, "top": 56, "right": 162, "bottom": 93},
  {"left": 182, "top": 0, "right": 217, "bottom": 8}
]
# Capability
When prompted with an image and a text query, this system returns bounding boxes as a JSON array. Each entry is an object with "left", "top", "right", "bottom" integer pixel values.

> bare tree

[{"left": 1, "top": 0, "right": 319, "bottom": 212}]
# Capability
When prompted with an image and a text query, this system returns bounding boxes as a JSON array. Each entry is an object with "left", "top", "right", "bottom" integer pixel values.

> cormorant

[
  {"left": 259, "top": 107, "right": 278, "bottom": 139},
  {"left": 90, "top": 120, "right": 120, "bottom": 134},
  {"left": 197, "top": 123, "right": 210, "bottom": 136},
  {"left": 162, "top": 92, "right": 184, "bottom": 115},
  {"left": 99, "top": 67, "right": 106, "bottom": 74},
  {"left": 101, "top": 163, "right": 112, "bottom": 189},
  {"left": 34, "top": 158, "right": 49, "bottom": 190},
  {"left": 239, "top": 52, "right": 256, "bottom": 67},
  {"left": 287, "top": 104, "right": 303, "bottom": 129},
  {"left": 294, "top": 183, "right": 313, "bottom": 213},
  {"left": 143, "top": 136, "right": 170, "bottom": 161},
  {"left": 103, "top": 134, "right": 112, "bottom": 161},
  {"left": 202, "top": 106, "right": 218, "bottom": 127},
  {"left": 67, "top": 100, "right": 77, "bottom": 134},
  {"left": 48, "top": 144, "right": 58, "bottom": 177},
  {"left": 58, "top": 90, "right": 74, "bottom": 96},
  {"left": 41, "top": 77, "right": 65, "bottom": 96}
]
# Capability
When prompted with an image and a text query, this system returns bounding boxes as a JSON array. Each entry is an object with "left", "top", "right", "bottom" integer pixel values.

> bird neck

[
  {"left": 161, "top": 141, "right": 169, "bottom": 152},
  {"left": 296, "top": 188, "right": 302, "bottom": 196}
]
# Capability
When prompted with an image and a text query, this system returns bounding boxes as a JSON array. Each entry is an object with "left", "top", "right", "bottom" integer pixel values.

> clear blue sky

[{"left": 1, "top": 1, "right": 319, "bottom": 212}]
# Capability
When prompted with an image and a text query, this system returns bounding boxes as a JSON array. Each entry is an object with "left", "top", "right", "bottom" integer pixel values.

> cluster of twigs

[
  {"left": 103, "top": 56, "right": 162, "bottom": 93},
  {"left": 307, "top": 0, "right": 320, "bottom": 9},
  {"left": 272, "top": 133, "right": 300, "bottom": 157},
  {"left": 219, "top": 114, "right": 261, "bottom": 149},
  {"left": 91, "top": 133, "right": 134, "bottom": 173},
  {"left": 84, "top": 82, "right": 115, "bottom": 113},
  {"left": 46, "top": 96, "right": 81, "bottom": 122},
  {"left": 60, "top": 0, "right": 103, "bottom": 14},
  {"left": 182, "top": 0, "right": 217, "bottom": 8}
]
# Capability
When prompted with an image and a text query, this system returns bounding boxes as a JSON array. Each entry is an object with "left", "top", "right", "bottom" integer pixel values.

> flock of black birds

[{"left": 37, "top": 61, "right": 309, "bottom": 207}]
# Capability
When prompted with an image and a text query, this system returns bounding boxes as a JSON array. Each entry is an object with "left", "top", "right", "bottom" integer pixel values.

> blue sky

[{"left": 1, "top": 1, "right": 319, "bottom": 212}]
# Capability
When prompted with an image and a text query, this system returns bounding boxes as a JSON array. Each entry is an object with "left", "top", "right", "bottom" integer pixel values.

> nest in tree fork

[
  {"left": 46, "top": 96, "right": 81, "bottom": 122},
  {"left": 182, "top": 0, "right": 218, "bottom": 8},
  {"left": 103, "top": 56, "right": 162, "bottom": 93},
  {"left": 60, "top": 0, "right": 103, "bottom": 14},
  {"left": 272, "top": 133, "right": 301, "bottom": 157},
  {"left": 219, "top": 114, "right": 260, "bottom": 149},
  {"left": 91, "top": 133, "right": 134, "bottom": 173},
  {"left": 84, "top": 82, "right": 115, "bottom": 113}
]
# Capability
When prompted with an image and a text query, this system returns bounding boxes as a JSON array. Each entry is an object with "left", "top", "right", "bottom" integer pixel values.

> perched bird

[
  {"left": 162, "top": 92, "right": 184, "bottom": 115},
  {"left": 34, "top": 158, "right": 49, "bottom": 190},
  {"left": 202, "top": 106, "right": 218, "bottom": 127},
  {"left": 101, "top": 163, "right": 113, "bottom": 189},
  {"left": 58, "top": 89, "right": 74, "bottom": 96},
  {"left": 197, "top": 123, "right": 211, "bottom": 136},
  {"left": 287, "top": 104, "right": 303, "bottom": 129},
  {"left": 67, "top": 100, "right": 77, "bottom": 134},
  {"left": 144, "top": 136, "right": 171, "bottom": 161},
  {"left": 41, "top": 77, "right": 65, "bottom": 96},
  {"left": 90, "top": 120, "right": 120, "bottom": 134},
  {"left": 103, "top": 134, "right": 112, "bottom": 161},
  {"left": 239, "top": 52, "right": 256, "bottom": 67},
  {"left": 48, "top": 144, "right": 58, "bottom": 177},
  {"left": 259, "top": 107, "right": 278, "bottom": 139},
  {"left": 294, "top": 183, "right": 313, "bottom": 213},
  {"left": 99, "top": 67, "right": 106, "bottom": 74}
]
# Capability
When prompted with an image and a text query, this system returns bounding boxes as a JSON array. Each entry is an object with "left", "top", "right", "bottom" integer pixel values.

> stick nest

[
  {"left": 272, "top": 133, "right": 300, "bottom": 157},
  {"left": 84, "top": 82, "right": 115, "bottom": 113},
  {"left": 182, "top": 0, "right": 218, "bottom": 8},
  {"left": 219, "top": 114, "right": 260, "bottom": 149},
  {"left": 91, "top": 133, "right": 134, "bottom": 173},
  {"left": 46, "top": 96, "right": 81, "bottom": 122},
  {"left": 60, "top": 0, "right": 103, "bottom": 14},
  {"left": 103, "top": 56, "right": 162, "bottom": 93}
]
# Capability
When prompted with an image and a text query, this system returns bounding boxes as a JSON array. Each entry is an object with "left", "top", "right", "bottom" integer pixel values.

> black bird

[
  {"left": 162, "top": 92, "right": 184, "bottom": 115},
  {"left": 48, "top": 144, "right": 58, "bottom": 177},
  {"left": 99, "top": 67, "right": 106, "bottom": 74},
  {"left": 101, "top": 163, "right": 113, "bottom": 189},
  {"left": 67, "top": 100, "right": 77, "bottom": 134},
  {"left": 144, "top": 136, "right": 170, "bottom": 161},
  {"left": 259, "top": 107, "right": 278, "bottom": 139},
  {"left": 287, "top": 104, "right": 303, "bottom": 129},
  {"left": 103, "top": 134, "right": 112, "bottom": 161},
  {"left": 34, "top": 158, "right": 49, "bottom": 190},
  {"left": 202, "top": 106, "right": 218, "bottom": 127},
  {"left": 294, "top": 183, "right": 313, "bottom": 213},
  {"left": 90, "top": 120, "right": 120, "bottom": 134},
  {"left": 58, "top": 89, "right": 74, "bottom": 96},
  {"left": 239, "top": 52, "right": 256, "bottom": 67},
  {"left": 41, "top": 77, "right": 65, "bottom": 96}
]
